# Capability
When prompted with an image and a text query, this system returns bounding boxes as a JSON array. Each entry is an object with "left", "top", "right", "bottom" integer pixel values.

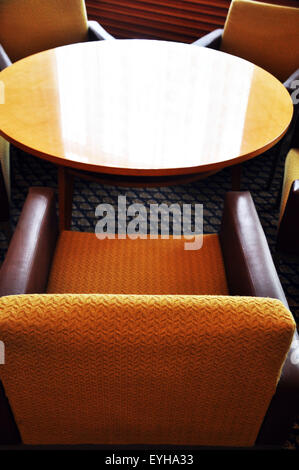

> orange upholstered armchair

[
  {"left": 193, "top": 0, "right": 299, "bottom": 189},
  {"left": 0, "top": 0, "right": 114, "bottom": 64},
  {"left": 0, "top": 187, "right": 298, "bottom": 449}
]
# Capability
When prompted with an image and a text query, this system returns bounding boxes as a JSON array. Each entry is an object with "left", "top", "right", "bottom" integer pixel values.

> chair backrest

[
  {"left": 220, "top": 0, "right": 299, "bottom": 82},
  {"left": 0, "top": 0, "right": 89, "bottom": 62},
  {"left": 0, "top": 293, "right": 294, "bottom": 447}
]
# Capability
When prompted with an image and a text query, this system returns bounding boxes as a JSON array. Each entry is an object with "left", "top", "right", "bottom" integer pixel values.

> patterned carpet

[{"left": 1, "top": 144, "right": 299, "bottom": 450}]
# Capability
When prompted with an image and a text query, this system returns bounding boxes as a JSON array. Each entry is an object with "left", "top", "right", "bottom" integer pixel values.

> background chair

[
  {"left": 0, "top": 187, "right": 298, "bottom": 448},
  {"left": 193, "top": 0, "right": 299, "bottom": 189},
  {"left": 0, "top": 0, "right": 115, "bottom": 232},
  {"left": 277, "top": 147, "right": 299, "bottom": 255},
  {"left": 276, "top": 119, "right": 299, "bottom": 254},
  {"left": 0, "top": 45, "right": 12, "bottom": 234}
]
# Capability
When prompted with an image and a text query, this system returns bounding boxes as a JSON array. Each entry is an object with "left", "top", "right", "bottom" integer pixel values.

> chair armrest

[
  {"left": 0, "top": 44, "right": 12, "bottom": 71},
  {"left": 0, "top": 165, "right": 9, "bottom": 224},
  {"left": 283, "top": 69, "right": 299, "bottom": 148},
  {"left": 219, "top": 191, "right": 288, "bottom": 305},
  {"left": 88, "top": 20, "right": 115, "bottom": 41},
  {"left": 191, "top": 29, "right": 223, "bottom": 50},
  {"left": 291, "top": 120, "right": 299, "bottom": 148},
  {"left": 219, "top": 191, "right": 299, "bottom": 446},
  {"left": 256, "top": 330, "right": 299, "bottom": 446},
  {"left": 0, "top": 381, "right": 20, "bottom": 444},
  {"left": 283, "top": 68, "right": 299, "bottom": 95},
  {"left": 0, "top": 187, "right": 58, "bottom": 296},
  {"left": 277, "top": 180, "right": 299, "bottom": 255}
]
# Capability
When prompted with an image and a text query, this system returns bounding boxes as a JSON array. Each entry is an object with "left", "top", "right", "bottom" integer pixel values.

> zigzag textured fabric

[
  {"left": 0, "top": 293, "right": 295, "bottom": 446},
  {"left": 47, "top": 232, "right": 229, "bottom": 295}
]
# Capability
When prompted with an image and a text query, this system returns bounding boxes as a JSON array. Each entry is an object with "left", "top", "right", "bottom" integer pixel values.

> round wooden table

[{"left": 0, "top": 39, "right": 293, "bottom": 229}]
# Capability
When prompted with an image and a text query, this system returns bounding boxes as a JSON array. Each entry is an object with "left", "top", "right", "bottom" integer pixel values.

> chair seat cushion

[
  {"left": 47, "top": 232, "right": 229, "bottom": 295},
  {"left": 279, "top": 148, "right": 299, "bottom": 223}
]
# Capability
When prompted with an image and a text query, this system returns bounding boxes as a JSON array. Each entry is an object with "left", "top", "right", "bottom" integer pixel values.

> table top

[{"left": 0, "top": 39, "right": 293, "bottom": 177}]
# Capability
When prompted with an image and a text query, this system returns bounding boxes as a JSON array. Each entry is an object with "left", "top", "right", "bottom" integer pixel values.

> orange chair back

[
  {"left": 0, "top": 0, "right": 89, "bottom": 62},
  {"left": 221, "top": 0, "right": 299, "bottom": 82},
  {"left": 0, "top": 293, "right": 294, "bottom": 446}
]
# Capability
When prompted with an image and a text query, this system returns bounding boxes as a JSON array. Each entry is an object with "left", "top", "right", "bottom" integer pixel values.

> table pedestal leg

[
  {"left": 231, "top": 164, "right": 242, "bottom": 191},
  {"left": 58, "top": 166, "right": 74, "bottom": 231}
]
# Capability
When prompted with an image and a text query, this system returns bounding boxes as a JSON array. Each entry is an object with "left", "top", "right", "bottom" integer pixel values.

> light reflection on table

[{"left": 0, "top": 39, "right": 293, "bottom": 176}]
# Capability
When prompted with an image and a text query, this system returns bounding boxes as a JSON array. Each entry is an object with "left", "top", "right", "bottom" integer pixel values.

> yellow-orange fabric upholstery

[
  {"left": 0, "top": 0, "right": 89, "bottom": 62},
  {"left": 279, "top": 148, "right": 299, "bottom": 223},
  {"left": 0, "top": 293, "right": 294, "bottom": 446},
  {"left": 47, "top": 232, "right": 229, "bottom": 295},
  {"left": 220, "top": 0, "right": 299, "bottom": 82}
]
